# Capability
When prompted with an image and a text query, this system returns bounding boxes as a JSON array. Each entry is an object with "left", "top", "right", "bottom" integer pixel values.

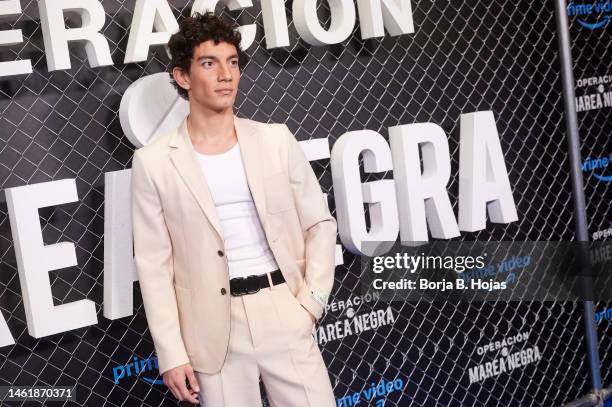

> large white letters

[
  {"left": 124, "top": 0, "right": 179, "bottom": 63},
  {"left": 356, "top": 0, "right": 414, "bottom": 38},
  {"left": 119, "top": 73, "right": 189, "bottom": 148},
  {"left": 4, "top": 179, "right": 97, "bottom": 338},
  {"left": 4, "top": 0, "right": 417, "bottom": 76},
  {"left": 103, "top": 170, "right": 138, "bottom": 319},
  {"left": 458, "top": 111, "right": 518, "bottom": 231},
  {"left": 331, "top": 130, "right": 399, "bottom": 254},
  {"left": 38, "top": 0, "right": 113, "bottom": 71},
  {"left": 389, "top": 122, "right": 460, "bottom": 241},
  {"left": 0, "top": 0, "right": 32, "bottom": 77},
  {"left": 259, "top": 0, "right": 290, "bottom": 48},
  {"left": 0, "top": 111, "right": 518, "bottom": 344},
  {"left": 293, "top": 0, "right": 356, "bottom": 45}
]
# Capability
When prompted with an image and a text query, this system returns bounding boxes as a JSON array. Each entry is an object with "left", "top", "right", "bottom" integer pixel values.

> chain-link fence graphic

[
  {"left": 567, "top": 0, "right": 612, "bottom": 396},
  {"left": 0, "top": 0, "right": 609, "bottom": 405}
]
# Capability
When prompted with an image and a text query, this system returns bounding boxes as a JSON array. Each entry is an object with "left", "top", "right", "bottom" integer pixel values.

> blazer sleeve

[
  {"left": 283, "top": 124, "right": 338, "bottom": 320},
  {"left": 131, "top": 150, "right": 191, "bottom": 375}
]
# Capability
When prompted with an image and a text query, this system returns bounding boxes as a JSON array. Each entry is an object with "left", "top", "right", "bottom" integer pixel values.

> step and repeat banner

[
  {"left": 0, "top": 0, "right": 610, "bottom": 406},
  {"left": 570, "top": 0, "right": 612, "bottom": 392}
]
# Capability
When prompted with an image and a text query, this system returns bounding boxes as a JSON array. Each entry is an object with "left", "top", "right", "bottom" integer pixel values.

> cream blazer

[{"left": 131, "top": 115, "right": 337, "bottom": 375}]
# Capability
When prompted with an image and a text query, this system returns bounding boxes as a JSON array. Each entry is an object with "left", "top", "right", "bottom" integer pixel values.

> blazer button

[
  {"left": 217, "top": 250, "right": 224, "bottom": 256},
  {"left": 220, "top": 288, "right": 227, "bottom": 295}
]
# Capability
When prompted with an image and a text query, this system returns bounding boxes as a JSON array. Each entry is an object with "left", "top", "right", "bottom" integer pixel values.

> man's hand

[
  {"left": 301, "top": 304, "right": 316, "bottom": 323},
  {"left": 163, "top": 363, "right": 200, "bottom": 404}
]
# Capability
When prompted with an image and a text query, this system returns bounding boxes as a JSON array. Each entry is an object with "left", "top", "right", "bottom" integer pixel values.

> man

[{"left": 131, "top": 12, "right": 338, "bottom": 407}]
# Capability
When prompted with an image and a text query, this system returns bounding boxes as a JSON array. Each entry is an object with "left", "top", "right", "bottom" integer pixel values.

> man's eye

[{"left": 202, "top": 61, "right": 213, "bottom": 67}]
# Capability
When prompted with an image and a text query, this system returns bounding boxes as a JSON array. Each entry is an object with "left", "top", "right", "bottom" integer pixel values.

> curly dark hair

[{"left": 168, "top": 12, "right": 244, "bottom": 100}]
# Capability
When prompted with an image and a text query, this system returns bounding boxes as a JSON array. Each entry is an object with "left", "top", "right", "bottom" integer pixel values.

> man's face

[{"left": 176, "top": 40, "right": 240, "bottom": 112}]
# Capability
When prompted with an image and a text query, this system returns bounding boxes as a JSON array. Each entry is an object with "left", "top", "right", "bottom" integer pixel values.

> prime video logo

[
  {"left": 582, "top": 154, "right": 612, "bottom": 182},
  {"left": 595, "top": 307, "right": 612, "bottom": 327},
  {"left": 336, "top": 377, "right": 405, "bottom": 407},
  {"left": 112, "top": 355, "right": 163, "bottom": 385},
  {"left": 457, "top": 254, "right": 531, "bottom": 286},
  {"left": 567, "top": 2, "right": 612, "bottom": 29}
]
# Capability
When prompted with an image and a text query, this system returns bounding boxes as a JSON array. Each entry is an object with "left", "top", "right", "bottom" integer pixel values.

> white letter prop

[
  {"left": 104, "top": 170, "right": 138, "bottom": 319},
  {"left": 356, "top": 0, "right": 415, "bottom": 39},
  {"left": 4, "top": 179, "right": 97, "bottom": 337},
  {"left": 119, "top": 72, "right": 189, "bottom": 148},
  {"left": 458, "top": 111, "right": 519, "bottom": 231},
  {"left": 0, "top": 313, "right": 15, "bottom": 347},
  {"left": 192, "top": 0, "right": 258, "bottom": 50},
  {"left": 259, "top": 0, "right": 290, "bottom": 48},
  {"left": 124, "top": 0, "right": 178, "bottom": 63},
  {"left": 389, "top": 123, "right": 460, "bottom": 241},
  {"left": 331, "top": 130, "right": 399, "bottom": 255},
  {"left": 292, "top": 0, "right": 356, "bottom": 45},
  {"left": 0, "top": 0, "right": 33, "bottom": 77},
  {"left": 38, "top": 0, "right": 113, "bottom": 71}
]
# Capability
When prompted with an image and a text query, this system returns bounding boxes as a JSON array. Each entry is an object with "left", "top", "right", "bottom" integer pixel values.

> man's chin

[{"left": 192, "top": 100, "right": 235, "bottom": 113}]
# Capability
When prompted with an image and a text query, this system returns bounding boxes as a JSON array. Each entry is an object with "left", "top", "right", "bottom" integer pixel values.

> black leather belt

[{"left": 229, "top": 269, "right": 285, "bottom": 296}]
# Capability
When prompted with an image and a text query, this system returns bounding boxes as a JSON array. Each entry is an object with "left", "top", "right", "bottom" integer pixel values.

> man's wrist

[
  {"left": 310, "top": 290, "right": 328, "bottom": 307},
  {"left": 297, "top": 286, "right": 325, "bottom": 320}
]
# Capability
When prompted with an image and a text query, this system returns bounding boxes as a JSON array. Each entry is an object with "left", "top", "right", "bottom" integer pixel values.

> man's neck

[
  {"left": 187, "top": 106, "right": 236, "bottom": 144},
  {"left": 185, "top": 106, "right": 239, "bottom": 155}
]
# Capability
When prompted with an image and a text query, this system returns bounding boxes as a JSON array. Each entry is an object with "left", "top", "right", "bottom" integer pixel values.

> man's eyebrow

[{"left": 197, "top": 54, "right": 239, "bottom": 61}]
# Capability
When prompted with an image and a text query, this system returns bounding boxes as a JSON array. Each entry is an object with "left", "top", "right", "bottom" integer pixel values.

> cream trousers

[{"left": 195, "top": 276, "right": 336, "bottom": 407}]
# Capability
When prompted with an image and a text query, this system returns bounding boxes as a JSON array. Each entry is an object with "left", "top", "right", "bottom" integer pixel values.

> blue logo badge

[
  {"left": 582, "top": 155, "right": 612, "bottom": 182},
  {"left": 112, "top": 356, "right": 164, "bottom": 385},
  {"left": 567, "top": 2, "right": 612, "bottom": 29}
]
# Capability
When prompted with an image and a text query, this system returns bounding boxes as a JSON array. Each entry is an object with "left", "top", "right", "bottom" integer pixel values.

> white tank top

[{"left": 195, "top": 142, "right": 279, "bottom": 279}]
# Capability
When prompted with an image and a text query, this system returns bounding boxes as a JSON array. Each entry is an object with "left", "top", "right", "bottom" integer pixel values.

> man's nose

[{"left": 218, "top": 63, "right": 232, "bottom": 80}]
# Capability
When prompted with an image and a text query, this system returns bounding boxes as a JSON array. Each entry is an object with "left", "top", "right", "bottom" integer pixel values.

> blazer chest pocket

[
  {"left": 264, "top": 171, "right": 293, "bottom": 213},
  {"left": 174, "top": 285, "right": 197, "bottom": 357}
]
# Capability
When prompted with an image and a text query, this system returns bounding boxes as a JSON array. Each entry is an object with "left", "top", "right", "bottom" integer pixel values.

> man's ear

[{"left": 172, "top": 66, "right": 190, "bottom": 91}]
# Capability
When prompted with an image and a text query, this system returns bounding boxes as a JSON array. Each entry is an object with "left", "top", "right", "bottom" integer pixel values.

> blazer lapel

[{"left": 168, "top": 114, "right": 268, "bottom": 242}]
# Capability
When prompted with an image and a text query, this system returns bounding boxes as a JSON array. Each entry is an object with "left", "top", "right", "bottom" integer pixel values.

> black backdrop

[{"left": 0, "top": 0, "right": 610, "bottom": 405}]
